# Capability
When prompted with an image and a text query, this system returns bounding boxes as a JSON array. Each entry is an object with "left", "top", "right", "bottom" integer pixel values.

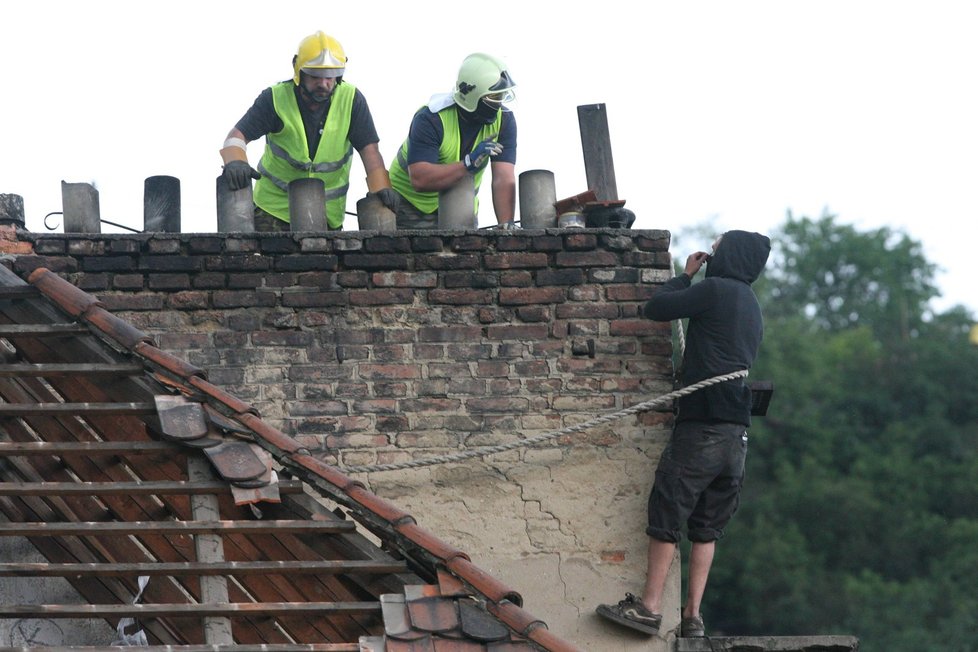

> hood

[{"left": 705, "top": 229, "right": 771, "bottom": 284}]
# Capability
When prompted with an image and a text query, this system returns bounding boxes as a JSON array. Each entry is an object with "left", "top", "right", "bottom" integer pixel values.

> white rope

[{"left": 340, "top": 369, "right": 747, "bottom": 474}]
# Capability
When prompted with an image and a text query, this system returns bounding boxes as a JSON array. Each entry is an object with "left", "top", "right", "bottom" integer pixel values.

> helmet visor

[
  {"left": 302, "top": 66, "right": 344, "bottom": 79},
  {"left": 480, "top": 89, "right": 515, "bottom": 108}
]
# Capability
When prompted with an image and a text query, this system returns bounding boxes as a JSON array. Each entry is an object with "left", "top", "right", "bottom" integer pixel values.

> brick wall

[
  {"left": 10, "top": 228, "right": 676, "bottom": 466},
  {"left": 6, "top": 226, "right": 683, "bottom": 648}
]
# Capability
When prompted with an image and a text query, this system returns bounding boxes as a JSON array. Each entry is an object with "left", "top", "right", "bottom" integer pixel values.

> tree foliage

[{"left": 688, "top": 213, "right": 978, "bottom": 652}]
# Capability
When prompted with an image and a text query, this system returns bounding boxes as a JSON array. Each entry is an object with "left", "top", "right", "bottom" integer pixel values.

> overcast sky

[{"left": 2, "top": 1, "right": 975, "bottom": 315}]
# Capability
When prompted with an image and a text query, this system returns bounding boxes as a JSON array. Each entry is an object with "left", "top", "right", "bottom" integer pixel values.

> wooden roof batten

[{"left": 0, "top": 264, "right": 582, "bottom": 652}]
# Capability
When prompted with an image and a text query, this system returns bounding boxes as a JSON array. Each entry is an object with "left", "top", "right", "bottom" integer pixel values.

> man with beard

[
  {"left": 219, "top": 31, "right": 397, "bottom": 231},
  {"left": 388, "top": 52, "right": 517, "bottom": 229}
]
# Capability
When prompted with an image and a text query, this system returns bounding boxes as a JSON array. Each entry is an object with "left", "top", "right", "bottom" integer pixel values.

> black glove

[
  {"left": 464, "top": 138, "right": 503, "bottom": 173},
  {"left": 375, "top": 188, "right": 401, "bottom": 213},
  {"left": 223, "top": 160, "right": 261, "bottom": 190}
]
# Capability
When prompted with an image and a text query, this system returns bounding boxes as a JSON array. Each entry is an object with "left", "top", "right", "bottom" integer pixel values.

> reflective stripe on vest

[
  {"left": 254, "top": 81, "right": 355, "bottom": 229},
  {"left": 388, "top": 105, "right": 502, "bottom": 215}
]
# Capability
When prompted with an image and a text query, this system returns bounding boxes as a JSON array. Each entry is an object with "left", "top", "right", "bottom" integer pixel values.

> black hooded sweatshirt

[{"left": 643, "top": 230, "right": 771, "bottom": 427}]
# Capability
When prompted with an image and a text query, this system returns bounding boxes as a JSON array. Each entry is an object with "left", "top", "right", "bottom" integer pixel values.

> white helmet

[{"left": 453, "top": 53, "right": 516, "bottom": 113}]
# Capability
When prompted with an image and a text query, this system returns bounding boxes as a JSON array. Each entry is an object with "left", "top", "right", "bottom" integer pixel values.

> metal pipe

[
  {"left": 215, "top": 175, "right": 255, "bottom": 233},
  {"left": 518, "top": 169, "right": 557, "bottom": 229},
  {"left": 356, "top": 194, "right": 396, "bottom": 232},
  {"left": 288, "top": 178, "right": 327, "bottom": 232},
  {"left": 143, "top": 175, "right": 181, "bottom": 232},
  {"left": 438, "top": 175, "right": 476, "bottom": 229},
  {"left": 60, "top": 181, "right": 101, "bottom": 233}
]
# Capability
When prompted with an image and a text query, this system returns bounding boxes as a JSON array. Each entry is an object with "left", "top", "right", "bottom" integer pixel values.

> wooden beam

[
  {"left": 0, "top": 323, "right": 88, "bottom": 336},
  {"left": 0, "top": 520, "right": 356, "bottom": 536},
  {"left": 0, "top": 440, "right": 178, "bottom": 455},
  {"left": 0, "top": 479, "right": 304, "bottom": 496},
  {"left": 0, "top": 362, "right": 144, "bottom": 377},
  {"left": 0, "top": 601, "right": 381, "bottom": 618},
  {"left": 0, "top": 402, "right": 157, "bottom": 415},
  {"left": 0, "top": 560, "right": 408, "bottom": 577}
]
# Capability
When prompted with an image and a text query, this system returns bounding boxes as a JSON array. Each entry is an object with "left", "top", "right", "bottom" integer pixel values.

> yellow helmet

[{"left": 292, "top": 31, "right": 347, "bottom": 84}]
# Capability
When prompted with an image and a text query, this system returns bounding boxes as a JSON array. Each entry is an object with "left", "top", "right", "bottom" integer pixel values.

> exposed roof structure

[{"left": 0, "top": 264, "right": 581, "bottom": 651}]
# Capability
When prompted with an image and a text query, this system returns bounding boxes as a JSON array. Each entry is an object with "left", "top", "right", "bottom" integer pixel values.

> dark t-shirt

[
  {"left": 234, "top": 81, "right": 379, "bottom": 158},
  {"left": 405, "top": 107, "right": 517, "bottom": 166}
]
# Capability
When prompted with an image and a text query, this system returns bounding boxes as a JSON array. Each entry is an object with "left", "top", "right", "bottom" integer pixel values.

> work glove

[
  {"left": 464, "top": 138, "right": 503, "bottom": 173},
  {"left": 375, "top": 188, "right": 401, "bottom": 213},
  {"left": 223, "top": 160, "right": 261, "bottom": 191}
]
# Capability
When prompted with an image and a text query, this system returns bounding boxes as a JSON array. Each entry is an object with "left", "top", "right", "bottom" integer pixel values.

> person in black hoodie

[{"left": 597, "top": 230, "right": 771, "bottom": 639}]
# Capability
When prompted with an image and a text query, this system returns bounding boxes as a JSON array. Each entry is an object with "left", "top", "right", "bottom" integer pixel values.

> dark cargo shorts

[{"left": 646, "top": 420, "right": 748, "bottom": 543}]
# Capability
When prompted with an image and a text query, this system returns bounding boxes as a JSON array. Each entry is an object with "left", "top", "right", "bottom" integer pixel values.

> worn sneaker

[
  {"left": 680, "top": 614, "right": 706, "bottom": 637},
  {"left": 596, "top": 593, "right": 662, "bottom": 635}
]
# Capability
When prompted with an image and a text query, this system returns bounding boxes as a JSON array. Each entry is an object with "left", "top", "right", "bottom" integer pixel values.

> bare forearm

[
  {"left": 407, "top": 161, "right": 469, "bottom": 192},
  {"left": 491, "top": 163, "right": 516, "bottom": 223}
]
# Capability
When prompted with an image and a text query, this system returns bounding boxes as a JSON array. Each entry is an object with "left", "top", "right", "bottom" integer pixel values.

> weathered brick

[
  {"left": 212, "top": 290, "right": 277, "bottom": 308},
  {"left": 275, "top": 255, "right": 339, "bottom": 272},
  {"left": 76, "top": 273, "right": 110, "bottom": 291},
  {"left": 499, "top": 270, "right": 532, "bottom": 287},
  {"left": 343, "top": 253, "right": 410, "bottom": 270},
  {"left": 562, "top": 233, "right": 598, "bottom": 250},
  {"left": 299, "top": 237, "right": 333, "bottom": 252},
  {"left": 81, "top": 256, "right": 134, "bottom": 272},
  {"left": 146, "top": 239, "right": 181, "bottom": 254},
  {"left": 536, "top": 268, "right": 586, "bottom": 286},
  {"left": 555, "top": 303, "right": 618, "bottom": 319},
  {"left": 358, "top": 364, "right": 421, "bottom": 380},
  {"left": 516, "top": 306, "right": 550, "bottom": 322},
  {"left": 421, "top": 253, "right": 480, "bottom": 270},
  {"left": 444, "top": 271, "right": 498, "bottom": 289},
  {"left": 140, "top": 255, "right": 203, "bottom": 272},
  {"left": 253, "top": 331, "right": 314, "bottom": 347},
  {"left": 609, "top": 319, "right": 658, "bottom": 336},
  {"left": 372, "top": 271, "right": 438, "bottom": 288},
  {"left": 484, "top": 252, "right": 549, "bottom": 269},
  {"left": 476, "top": 360, "right": 509, "bottom": 377},
  {"left": 260, "top": 237, "right": 300, "bottom": 254},
  {"left": 408, "top": 236, "right": 443, "bottom": 252},
  {"left": 227, "top": 273, "right": 264, "bottom": 289},
  {"left": 281, "top": 291, "right": 347, "bottom": 308},
  {"left": 428, "top": 289, "right": 493, "bottom": 305},
  {"left": 113, "top": 274, "right": 146, "bottom": 290},
  {"left": 68, "top": 239, "right": 106, "bottom": 256},
  {"left": 364, "top": 236, "right": 412, "bottom": 253},
  {"left": 349, "top": 288, "right": 415, "bottom": 306},
  {"left": 98, "top": 293, "right": 165, "bottom": 311},
  {"left": 465, "top": 397, "right": 530, "bottom": 413},
  {"left": 206, "top": 254, "right": 271, "bottom": 272},
  {"left": 187, "top": 237, "right": 224, "bottom": 254},
  {"left": 418, "top": 325, "right": 482, "bottom": 343},
  {"left": 554, "top": 251, "right": 619, "bottom": 267},
  {"left": 148, "top": 273, "right": 191, "bottom": 290},
  {"left": 450, "top": 235, "right": 490, "bottom": 252},
  {"left": 590, "top": 268, "right": 640, "bottom": 284},
  {"left": 167, "top": 291, "right": 210, "bottom": 310},
  {"left": 498, "top": 287, "right": 566, "bottom": 305},
  {"left": 485, "top": 324, "right": 550, "bottom": 340},
  {"left": 33, "top": 239, "right": 66, "bottom": 254}
]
